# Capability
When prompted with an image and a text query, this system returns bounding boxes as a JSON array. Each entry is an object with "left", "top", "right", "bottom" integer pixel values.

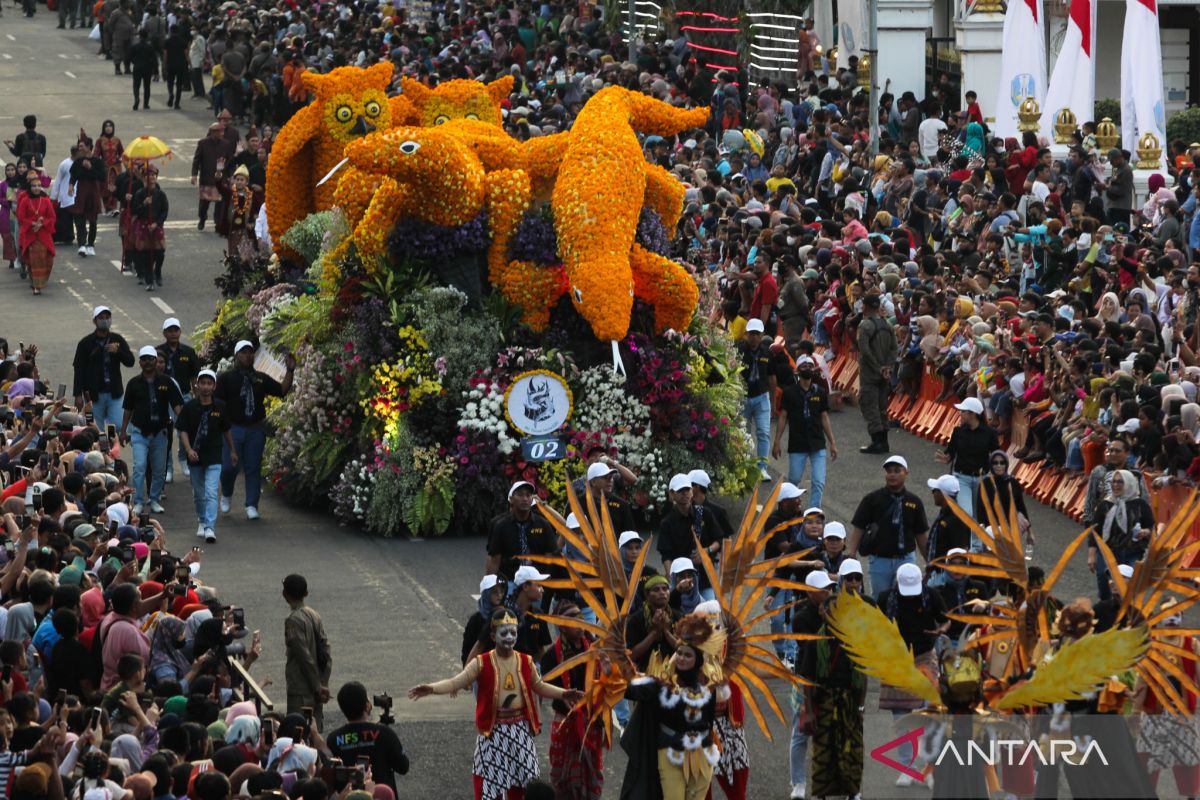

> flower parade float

[{"left": 200, "top": 66, "right": 757, "bottom": 536}]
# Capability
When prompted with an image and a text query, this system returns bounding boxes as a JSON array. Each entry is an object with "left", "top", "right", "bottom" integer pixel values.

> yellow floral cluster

[
  {"left": 361, "top": 326, "right": 442, "bottom": 441},
  {"left": 399, "top": 75, "right": 512, "bottom": 128},
  {"left": 266, "top": 62, "right": 411, "bottom": 254},
  {"left": 551, "top": 87, "right": 709, "bottom": 341},
  {"left": 411, "top": 444, "right": 456, "bottom": 490}
]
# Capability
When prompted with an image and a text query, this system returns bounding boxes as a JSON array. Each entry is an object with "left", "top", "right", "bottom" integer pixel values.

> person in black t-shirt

[
  {"left": 160, "top": 316, "right": 200, "bottom": 482},
  {"left": 687, "top": 469, "right": 734, "bottom": 540},
  {"left": 772, "top": 355, "right": 837, "bottom": 508},
  {"left": 327, "top": 681, "right": 409, "bottom": 796},
  {"left": 936, "top": 549, "right": 990, "bottom": 641},
  {"left": 657, "top": 474, "right": 723, "bottom": 597},
  {"left": 485, "top": 480, "right": 558, "bottom": 581},
  {"left": 580, "top": 461, "right": 636, "bottom": 533},
  {"left": 121, "top": 346, "right": 184, "bottom": 516},
  {"left": 176, "top": 369, "right": 234, "bottom": 543},
  {"left": 739, "top": 318, "right": 776, "bottom": 480},
  {"left": 847, "top": 455, "right": 929, "bottom": 597},
  {"left": 923, "top": 474, "right": 972, "bottom": 587},
  {"left": 468, "top": 566, "right": 553, "bottom": 661}
]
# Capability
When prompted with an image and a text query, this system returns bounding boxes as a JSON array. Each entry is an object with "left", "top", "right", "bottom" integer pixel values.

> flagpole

[{"left": 868, "top": 0, "right": 880, "bottom": 156}]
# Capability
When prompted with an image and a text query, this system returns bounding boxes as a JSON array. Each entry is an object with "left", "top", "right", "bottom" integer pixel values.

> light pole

[
  {"left": 628, "top": 0, "right": 637, "bottom": 63},
  {"left": 867, "top": 0, "right": 880, "bottom": 155}
]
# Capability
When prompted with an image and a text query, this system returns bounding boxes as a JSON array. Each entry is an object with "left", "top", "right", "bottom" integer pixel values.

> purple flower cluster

[
  {"left": 510, "top": 209, "right": 560, "bottom": 264},
  {"left": 635, "top": 209, "right": 671, "bottom": 257},
  {"left": 348, "top": 298, "right": 401, "bottom": 362},
  {"left": 387, "top": 212, "right": 491, "bottom": 263}
]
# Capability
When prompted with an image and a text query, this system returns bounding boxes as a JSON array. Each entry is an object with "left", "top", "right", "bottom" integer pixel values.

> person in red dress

[
  {"left": 15, "top": 178, "right": 56, "bottom": 295},
  {"left": 94, "top": 120, "right": 124, "bottom": 215}
]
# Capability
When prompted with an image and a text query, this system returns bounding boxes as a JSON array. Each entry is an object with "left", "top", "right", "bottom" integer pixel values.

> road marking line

[
  {"left": 0, "top": 55, "right": 10, "bottom": 60},
  {"left": 151, "top": 298, "right": 174, "bottom": 315},
  {"left": 58, "top": 54, "right": 68, "bottom": 59},
  {"left": 110, "top": 259, "right": 122, "bottom": 270},
  {"left": 64, "top": 71, "right": 76, "bottom": 79},
  {"left": 5, "top": 34, "right": 15, "bottom": 41}
]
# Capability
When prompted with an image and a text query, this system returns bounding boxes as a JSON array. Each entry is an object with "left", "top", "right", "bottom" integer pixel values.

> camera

[{"left": 373, "top": 693, "right": 395, "bottom": 725}]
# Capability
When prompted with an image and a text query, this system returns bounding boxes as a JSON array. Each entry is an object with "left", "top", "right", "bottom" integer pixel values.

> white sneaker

[
  {"left": 149, "top": 501, "right": 165, "bottom": 514},
  {"left": 204, "top": 528, "right": 216, "bottom": 543},
  {"left": 179, "top": 463, "right": 190, "bottom": 477},
  {"left": 895, "top": 773, "right": 914, "bottom": 788},
  {"left": 759, "top": 466, "right": 772, "bottom": 482},
  {"left": 85, "top": 246, "right": 95, "bottom": 256},
  {"left": 131, "top": 503, "right": 143, "bottom": 514},
  {"left": 220, "top": 496, "right": 231, "bottom": 514},
  {"left": 245, "top": 506, "right": 260, "bottom": 520},
  {"left": 790, "top": 782, "right": 806, "bottom": 799},
  {"left": 77, "top": 246, "right": 87, "bottom": 256},
  {"left": 196, "top": 524, "right": 206, "bottom": 538},
  {"left": 165, "top": 470, "right": 173, "bottom": 484}
]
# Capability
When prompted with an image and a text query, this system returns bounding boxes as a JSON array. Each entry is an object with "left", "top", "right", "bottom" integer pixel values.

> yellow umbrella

[{"left": 123, "top": 135, "right": 173, "bottom": 164}]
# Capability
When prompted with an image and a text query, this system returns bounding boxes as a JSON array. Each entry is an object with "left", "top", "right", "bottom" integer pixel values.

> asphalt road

[{"left": 1, "top": 16, "right": 1180, "bottom": 798}]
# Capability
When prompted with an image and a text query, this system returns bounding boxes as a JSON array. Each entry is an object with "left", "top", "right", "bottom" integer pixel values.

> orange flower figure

[
  {"left": 266, "top": 62, "right": 412, "bottom": 254},
  {"left": 552, "top": 87, "right": 708, "bottom": 341},
  {"left": 399, "top": 75, "right": 512, "bottom": 128}
]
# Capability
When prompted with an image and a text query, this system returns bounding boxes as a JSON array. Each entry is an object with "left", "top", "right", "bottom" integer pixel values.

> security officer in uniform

[{"left": 856, "top": 293, "right": 898, "bottom": 454}]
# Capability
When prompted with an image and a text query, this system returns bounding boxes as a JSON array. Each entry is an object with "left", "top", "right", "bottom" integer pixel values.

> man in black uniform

[
  {"left": 485, "top": 480, "right": 558, "bottom": 581},
  {"left": 214, "top": 339, "right": 295, "bottom": 521},
  {"left": 657, "top": 473, "right": 723, "bottom": 599},
  {"left": 327, "top": 682, "right": 410, "bottom": 796},
  {"left": 937, "top": 548, "right": 990, "bottom": 642},
  {"left": 176, "top": 369, "right": 234, "bottom": 543},
  {"left": 581, "top": 461, "right": 636, "bottom": 533},
  {"left": 772, "top": 354, "right": 837, "bottom": 508},
  {"left": 159, "top": 317, "right": 199, "bottom": 483},
  {"left": 120, "top": 345, "right": 184, "bottom": 516},
  {"left": 924, "top": 474, "right": 972, "bottom": 587},
  {"left": 847, "top": 455, "right": 930, "bottom": 596},
  {"left": 73, "top": 305, "right": 135, "bottom": 432}
]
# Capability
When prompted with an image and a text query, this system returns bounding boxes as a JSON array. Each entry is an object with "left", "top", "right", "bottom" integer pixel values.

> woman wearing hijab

[
  {"left": 149, "top": 616, "right": 192, "bottom": 687},
  {"left": 15, "top": 175, "right": 55, "bottom": 295},
  {"left": 1, "top": 163, "right": 21, "bottom": 270},
  {"left": 975, "top": 450, "right": 1031, "bottom": 548},
  {"left": 1095, "top": 292, "right": 1122, "bottom": 325},
  {"left": 1088, "top": 469, "right": 1155, "bottom": 601},
  {"left": 460, "top": 575, "right": 506, "bottom": 665},
  {"left": 1139, "top": 173, "right": 1174, "bottom": 226},
  {"left": 111, "top": 733, "right": 146, "bottom": 773},
  {"left": 963, "top": 121, "right": 985, "bottom": 161},
  {"left": 95, "top": 121, "right": 124, "bottom": 215},
  {"left": 668, "top": 558, "right": 703, "bottom": 615}
]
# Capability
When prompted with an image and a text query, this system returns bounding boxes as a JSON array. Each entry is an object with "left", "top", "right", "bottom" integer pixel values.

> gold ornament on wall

[
  {"left": 1053, "top": 108, "right": 1077, "bottom": 144},
  {"left": 1016, "top": 96, "right": 1041, "bottom": 134},
  {"left": 1095, "top": 117, "right": 1119, "bottom": 151},
  {"left": 857, "top": 54, "right": 872, "bottom": 90},
  {"left": 1136, "top": 132, "right": 1163, "bottom": 169}
]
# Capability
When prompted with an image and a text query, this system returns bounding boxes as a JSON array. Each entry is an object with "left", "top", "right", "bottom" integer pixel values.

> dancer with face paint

[{"left": 409, "top": 607, "right": 584, "bottom": 800}]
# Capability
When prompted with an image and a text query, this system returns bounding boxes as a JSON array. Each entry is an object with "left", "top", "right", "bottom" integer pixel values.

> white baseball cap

[
  {"left": 795, "top": 354, "right": 816, "bottom": 367},
  {"left": 565, "top": 513, "right": 581, "bottom": 529},
  {"left": 618, "top": 531, "right": 643, "bottom": 548},
  {"left": 513, "top": 565, "right": 550, "bottom": 586},
  {"left": 92, "top": 305, "right": 110, "bottom": 319},
  {"left": 670, "top": 557, "right": 696, "bottom": 575},
  {"left": 802, "top": 506, "right": 825, "bottom": 518},
  {"left": 1117, "top": 564, "right": 1135, "bottom": 579},
  {"left": 745, "top": 318, "right": 765, "bottom": 333},
  {"left": 805, "top": 571, "right": 834, "bottom": 590},
  {"left": 954, "top": 397, "right": 984, "bottom": 415},
  {"left": 507, "top": 480, "right": 536, "bottom": 500},
  {"left": 687, "top": 469, "right": 712, "bottom": 488},
  {"left": 896, "top": 562, "right": 923, "bottom": 596},
  {"left": 926, "top": 474, "right": 960, "bottom": 496},
  {"left": 822, "top": 521, "right": 846, "bottom": 539},
  {"left": 137, "top": 345, "right": 159, "bottom": 359},
  {"left": 778, "top": 482, "right": 805, "bottom": 501},
  {"left": 883, "top": 455, "right": 909, "bottom": 470},
  {"left": 234, "top": 339, "right": 256, "bottom": 353},
  {"left": 837, "top": 558, "right": 864, "bottom": 577},
  {"left": 669, "top": 473, "right": 692, "bottom": 493},
  {"left": 162, "top": 317, "right": 181, "bottom": 330},
  {"left": 197, "top": 369, "right": 217, "bottom": 381},
  {"left": 1117, "top": 419, "right": 1140, "bottom": 434},
  {"left": 586, "top": 461, "right": 616, "bottom": 482},
  {"left": 479, "top": 574, "right": 501, "bottom": 593},
  {"left": 946, "top": 548, "right": 969, "bottom": 559}
]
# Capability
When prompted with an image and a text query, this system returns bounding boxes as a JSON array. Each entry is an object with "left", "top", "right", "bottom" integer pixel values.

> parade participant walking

[
  {"left": 934, "top": 397, "right": 998, "bottom": 519},
  {"left": 94, "top": 121, "right": 123, "bottom": 214},
  {"left": 1, "top": 163, "right": 22, "bottom": 270},
  {"left": 215, "top": 339, "right": 295, "bottom": 520},
  {"left": 485, "top": 481, "right": 558, "bottom": 581},
  {"left": 772, "top": 355, "right": 836, "bottom": 507},
  {"left": 15, "top": 176, "right": 55, "bottom": 296},
  {"left": 217, "top": 165, "right": 261, "bottom": 268},
  {"left": 540, "top": 600, "right": 605, "bottom": 800},
  {"left": 73, "top": 306, "right": 135, "bottom": 431},
  {"left": 847, "top": 455, "right": 930, "bottom": 595},
  {"left": 114, "top": 159, "right": 143, "bottom": 273},
  {"left": 128, "top": 30, "right": 159, "bottom": 110},
  {"left": 191, "top": 123, "right": 235, "bottom": 231},
  {"left": 857, "top": 294, "right": 897, "bottom": 454},
  {"left": 69, "top": 137, "right": 104, "bottom": 257},
  {"left": 176, "top": 369, "right": 234, "bottom": 543},
  {"left": 658, "top": 474, "right": 723, "bottom": 600},
  {"left": 738, "top": 318, "right": 775, "bottom": 480},
  {"left": 409, "top": 608, "right": 584, "bottom": 800},
  {"left": 120, "top": 345, "right": 184, "bottom": 515},
  {"left": 129, "top": 165, "right": 168, "bottom": 289},
  {"left": 283, "top": 573, "right": 332, "bottom": 731},
  {"left": 48, "top": 145, "right": 76, "bottom": 246},
  {"left": 5, "top": 116, "right": 47, "bottom": 162},
  {"left": 924, "top": 475, "right": 972, "bottom": 586},
  {"left": 161, "top": 317, "right": 199, "bottom": 480}
]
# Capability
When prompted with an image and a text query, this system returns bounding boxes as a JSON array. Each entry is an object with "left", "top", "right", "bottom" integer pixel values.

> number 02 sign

[{"left": 520, "top": 435, "right": 565, "bottom": 463}]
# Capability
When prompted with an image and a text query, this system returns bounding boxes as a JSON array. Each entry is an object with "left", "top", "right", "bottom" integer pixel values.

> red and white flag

[
  {"left": 992, "top": 0, "right": 1047, "bottom": 140},
  {"left": 1121, "top": 0, "right": 1168, "bottom": 169},
  {"left": 1041, "top": 0, "right": 1094, "bottom": 134}
]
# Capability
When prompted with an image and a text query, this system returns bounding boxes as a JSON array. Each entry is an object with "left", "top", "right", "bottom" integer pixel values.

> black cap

[{"left": 862, "top": 294, "right": 882, "bottom": 308}]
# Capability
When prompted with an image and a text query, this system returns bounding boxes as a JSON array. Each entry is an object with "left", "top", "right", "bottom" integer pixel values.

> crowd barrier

[{"left": 821, "top": 346, "right": 1200, "bottom": 568}]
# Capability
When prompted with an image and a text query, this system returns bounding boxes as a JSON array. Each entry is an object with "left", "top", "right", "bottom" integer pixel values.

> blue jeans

[
  {"left": 93, "top": 392, "right": 123, "bottom": 432},
  {"left": 743, "top": 392, "right": 771, "bottom": 466},
  {"left": 790, "top": 704, "right": 808, "bottom": 785},
  {"left": 189, "top": 463, "right": 221, "bottom": 530},
  {"left": 868, "top": 552, "right": 917, "bottom": 597},
  {"left": 221, "top": 424, "right": 266, "bottom": 507},
  {"left": 788, "top": 449, "right": 828, "bottom": 508},
  {"left": 129, "top": 424, "right": 167, "bottom": 506},
  {"left": 1066, "top": 438, "right": 1085, "bottom": 471},
  {"left": 767, "top": 589, "right": 796, "bottom": 661},
  {"left": 172, "top": 393, "right": 191, "bottom": 463},
  {"left": 953, "top": 473, "right": 979, "bottom": 521}
]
